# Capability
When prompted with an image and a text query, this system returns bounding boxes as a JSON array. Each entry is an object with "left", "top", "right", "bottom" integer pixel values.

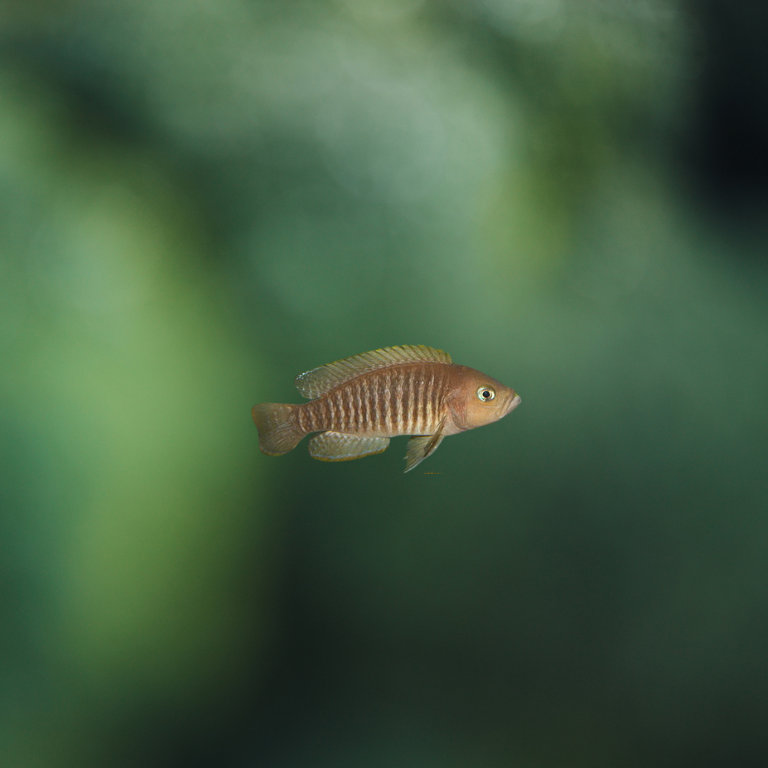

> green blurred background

[{"left": 1, "top": 1, "right": 767, "bottom": 766}]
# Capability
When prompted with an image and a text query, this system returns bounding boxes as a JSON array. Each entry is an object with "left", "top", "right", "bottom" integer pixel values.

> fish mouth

[{"left": 505, "top": 394, "right": 521, "bottom": 415}]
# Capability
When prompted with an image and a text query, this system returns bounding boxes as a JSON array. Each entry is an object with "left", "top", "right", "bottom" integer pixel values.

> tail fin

[{"left": 251, "top": 403, "right": 305, "bottom": 455}]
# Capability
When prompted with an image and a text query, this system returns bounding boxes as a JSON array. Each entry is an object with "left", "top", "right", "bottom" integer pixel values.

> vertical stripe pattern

[{"left": 298, "top": 363, "right": 449, "bottom": 436}]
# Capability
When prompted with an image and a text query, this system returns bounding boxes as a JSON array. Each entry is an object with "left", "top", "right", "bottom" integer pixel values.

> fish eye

[{"left": 477, "top": 386, "right": 495, "bottom": 402}]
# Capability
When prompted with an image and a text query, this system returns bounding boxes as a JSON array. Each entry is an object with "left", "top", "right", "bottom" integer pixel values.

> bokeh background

[{"left": 2, "top": 1, "right": 768, "bottom": 766}]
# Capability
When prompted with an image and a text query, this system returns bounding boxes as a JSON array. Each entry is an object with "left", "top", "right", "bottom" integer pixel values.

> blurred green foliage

[{"left": 1, "top": 1, "right": 767, "bottom": 767}]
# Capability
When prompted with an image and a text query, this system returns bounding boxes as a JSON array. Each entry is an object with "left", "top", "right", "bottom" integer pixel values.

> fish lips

[{"left": 504, "top": 393, "right": 522, "bottom": 416}]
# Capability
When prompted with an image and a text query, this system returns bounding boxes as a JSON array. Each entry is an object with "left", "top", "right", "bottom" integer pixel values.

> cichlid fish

[{"left": 252, "top": 345, "right": 521, "bottom": 472}]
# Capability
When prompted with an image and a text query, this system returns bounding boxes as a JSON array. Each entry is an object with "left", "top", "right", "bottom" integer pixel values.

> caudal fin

[{"left": 251, "top": 403, "right": 305, "bottom": 455}]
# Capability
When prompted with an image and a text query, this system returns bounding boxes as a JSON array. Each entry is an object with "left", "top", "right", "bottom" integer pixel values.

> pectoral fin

[
  {"left": 308, "top": 432, "right": 390, "bottom": 462},
  {"left": 404, "top": 421, "right": 445, "bottom": 473}
]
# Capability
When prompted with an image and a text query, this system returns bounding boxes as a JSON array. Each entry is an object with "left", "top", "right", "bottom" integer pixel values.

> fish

[{"left": 251, "top": 345, "right": 521, "bottom": 472}]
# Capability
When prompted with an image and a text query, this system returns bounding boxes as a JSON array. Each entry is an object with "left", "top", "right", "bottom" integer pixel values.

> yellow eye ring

[{"left": 477, "top": 386, "right": 496, "bottom": 402}]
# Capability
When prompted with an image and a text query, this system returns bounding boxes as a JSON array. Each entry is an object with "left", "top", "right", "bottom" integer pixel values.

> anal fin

[
  {"left": 404, "top": 420, "right": 446, "bottom": 473},
  {"left": 308, "top": 432, "right": 390, "bottom": 462}
]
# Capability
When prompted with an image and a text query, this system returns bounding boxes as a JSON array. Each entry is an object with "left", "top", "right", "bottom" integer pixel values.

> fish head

[{"left": 447, "top": 366, "right": 521, "bottom": 432}]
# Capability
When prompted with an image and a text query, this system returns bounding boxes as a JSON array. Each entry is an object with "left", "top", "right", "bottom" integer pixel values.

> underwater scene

[{"left": 1, "top": 2, "right": 767, "bottom": 766}]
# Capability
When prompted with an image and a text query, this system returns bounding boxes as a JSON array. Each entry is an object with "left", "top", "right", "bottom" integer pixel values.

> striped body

[
  {"left": 295, "top": 362, "right": 451, "bottom": 437},
  {"left": 251, "top": 345, "right": 520, "bottom": 472}
]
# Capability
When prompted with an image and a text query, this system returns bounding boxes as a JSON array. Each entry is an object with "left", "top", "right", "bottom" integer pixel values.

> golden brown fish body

[{"left": 252, "top": 345, "right": 520, "bottom": 472}]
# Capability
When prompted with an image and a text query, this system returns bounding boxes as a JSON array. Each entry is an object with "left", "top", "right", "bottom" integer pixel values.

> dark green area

[{"left": 1, "top": 2, "right": 767, "bottom": 766}]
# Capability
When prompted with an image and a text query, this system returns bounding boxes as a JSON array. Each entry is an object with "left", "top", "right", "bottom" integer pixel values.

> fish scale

[
  {"left": 301, "top": 365, "right": 447, "bottom": 436},
  {"left": 345, "top": 384, "right": 356, "bottom": 431},
  {"left": 413, "top": 369, "right": 422, "bottom": 433},
  {"left": 334, "top": 388, "right": 346, "bottom": 430},
  {"left": 402, "top": 367, "right": 412, "bottom": 433}
]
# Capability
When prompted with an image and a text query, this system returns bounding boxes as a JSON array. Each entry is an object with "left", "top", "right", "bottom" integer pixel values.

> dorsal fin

[{"left": 295, "top": 345, "right": 452, "bottom": 399}]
